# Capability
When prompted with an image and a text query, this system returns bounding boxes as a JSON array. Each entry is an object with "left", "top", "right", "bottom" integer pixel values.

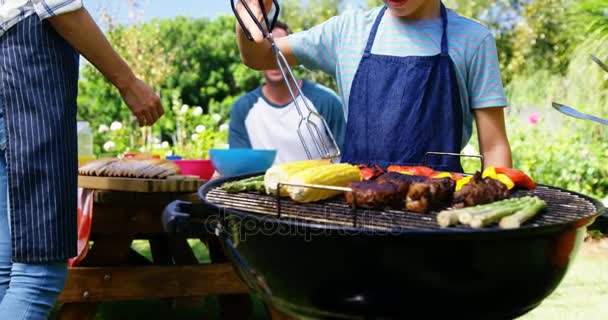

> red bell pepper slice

[
  {"left": 495, "top": 167, "right": 536, "bottom": 190},
  {"left": 357, "top": 164, "right": 385, "bottom": 180},
  {"left": 387, "top": 165, "right": 435, "bottom": 177}
]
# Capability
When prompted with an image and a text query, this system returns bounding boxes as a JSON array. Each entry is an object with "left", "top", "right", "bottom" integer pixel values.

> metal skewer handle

[{"left": 231, "top": 0, "right": 341, "bottom": 160}]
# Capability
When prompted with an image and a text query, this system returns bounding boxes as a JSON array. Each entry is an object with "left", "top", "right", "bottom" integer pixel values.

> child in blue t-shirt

[{"left": 235, "top": 0, "right": 512, "bottom": 171}]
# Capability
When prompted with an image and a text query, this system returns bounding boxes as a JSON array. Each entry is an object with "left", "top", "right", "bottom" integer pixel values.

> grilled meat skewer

[
  {"left": 406, "top": 178, "right": 456, "bottom": 213},
  {"left": 345, "top": 181, "right": 403, "bottom": 209},
  {"left": 453, "top": 172, "right": 510, "bottom": 208}
]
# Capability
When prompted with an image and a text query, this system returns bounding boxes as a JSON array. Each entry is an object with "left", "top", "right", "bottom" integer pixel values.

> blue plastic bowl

[{"left": 210, "top": 149, "right": 277, "bottom": 177}]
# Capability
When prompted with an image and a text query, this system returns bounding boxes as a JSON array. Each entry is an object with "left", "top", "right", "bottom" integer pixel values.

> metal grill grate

[{"left": 205, "top": 186, "right": 600, "bottom": 231}]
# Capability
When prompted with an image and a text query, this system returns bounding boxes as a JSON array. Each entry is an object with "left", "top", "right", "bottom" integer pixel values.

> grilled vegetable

[
  {"left": 455, "top": 175, "right": 473, "bottom": 192},
  {"left": 456, "top": 197, "right": 523, "bottom": 225},
  {"left": 287, "top": 164, "right": 362, "bottom": 203},
  {"left": 482, "top": 167, "right": 515, "bottom": 190},
  {"left": 387, "top": 165, "right": 435, "bottom": 177},
  {"left": 222, "top": 176, "right": 265, "bottom": 193},
  {"left": 357, "top": 164, "right": 385, "bottom": 180},
  {"left": 495, "top": 167, "right": 536, "bottom": 190},
  {"left": 433, "top": 172, "right": 463, "bottom": 180},
  {"left": 499, "top": 198, "right": 547, "bottom": 229},
  {"left": 264, "top": 160, "right": 331, "bottom": 196},
  {"left": 437, "top": 196, "right": 545, "bottom": 228},
  {"left": 470, "top": 197, "right": 537, "bottom": 228}
]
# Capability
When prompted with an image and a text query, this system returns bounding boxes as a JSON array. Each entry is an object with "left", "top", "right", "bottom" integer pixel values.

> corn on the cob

[
  {"left": 264, "top": 159, "right": 331, "bottom": 196},
  {"left": 287, "top": 164, "right": 362, "bottom": 203}
]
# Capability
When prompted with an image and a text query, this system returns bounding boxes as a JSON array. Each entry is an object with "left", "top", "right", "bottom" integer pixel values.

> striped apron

[{"left": 0, "top": 16, "right": 78, "bottom": 263}]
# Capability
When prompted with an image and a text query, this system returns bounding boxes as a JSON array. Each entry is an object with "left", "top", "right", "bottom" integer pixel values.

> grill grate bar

[{"left": 206, "top": 185, "right": 600, "bottom": 231}]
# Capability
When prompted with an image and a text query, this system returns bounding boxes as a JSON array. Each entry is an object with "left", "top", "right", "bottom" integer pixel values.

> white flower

[
  {"left": 98, "top": 124, "right": 110, "bottom": 133},
  {"left": 180, "top": 104, "right": 189, "bottom": 114},
  {"left": 219, "top": 124, "right": 229, "bottom": 132},
  {"left": 195, "top": 125, "right": 206, "bottom": 133},
  {"left": 193, "top": 107, "right": 203, "bottom": 116},
  {"left": 103, "top": 141, "right": 116, "bottom": 152},
  {"left": 191, "top": 134, "right": 199, "bottom": 140},
  {"left": 161, "top": 141, "right": 170, "bottom": 149},
  {"left": 110, "top": 121, "right": 123, "bottom": 131},
  {"left": 211, "top": 113, "right": 222, "bottom": 122}
]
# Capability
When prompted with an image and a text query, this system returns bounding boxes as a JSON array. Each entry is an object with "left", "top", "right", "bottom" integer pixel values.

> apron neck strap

[
  {"left": 363, "top": 3, "right": 450, "bottom": 57},
  {"left": 439, "top": 3, "right": 449, "bottom": 56},
  {"left": 363, "top": 6, "right": 387, "bottom": 57}
]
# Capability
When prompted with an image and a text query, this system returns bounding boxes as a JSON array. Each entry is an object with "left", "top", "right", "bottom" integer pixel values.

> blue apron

[
  {"left": 0, "top": 16, "right": 79, "bottom": 263},
  {"left": 342, "top": 4, "right": 464, "bottom": 172}
]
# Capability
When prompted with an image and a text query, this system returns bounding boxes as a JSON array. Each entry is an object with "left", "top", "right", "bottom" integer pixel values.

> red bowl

[{"left": 173, "top": 159, "right": 215, "bottom": 180}]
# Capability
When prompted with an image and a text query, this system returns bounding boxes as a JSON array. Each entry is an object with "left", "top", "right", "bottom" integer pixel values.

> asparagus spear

[
  {"left": 437, "top": 197, "right": 534, "bottom": 228},
  {"left": 221, "top": 176, "right": 265, "bottom": 193},
  {"left": 457, "top": 198, "right": 527, "bottom": 225},
  {"left": 499, "top": 198, "right": 547, "bottom": 229},
  {"left": 469, "top": 198, "right": 536, "bottom": 228},
  {"left": 437, "top": 211, "right": 460, "bottom": 228}
]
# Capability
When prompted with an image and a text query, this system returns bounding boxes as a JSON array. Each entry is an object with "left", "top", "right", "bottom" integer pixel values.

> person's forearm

[
  {"left": 48, "top": 8, "right": 135, "bottom": 90},
  {"left": 481, "top": 142, "right": 512, "bottom": 168}
]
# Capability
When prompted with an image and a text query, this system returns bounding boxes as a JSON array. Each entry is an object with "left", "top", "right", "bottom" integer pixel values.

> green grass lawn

[
  {"left": 53, "top": 241, "right": 608, "bottom": 320},
  {"left": 519, "top": 245, "right": 608, "bottom": 320}
]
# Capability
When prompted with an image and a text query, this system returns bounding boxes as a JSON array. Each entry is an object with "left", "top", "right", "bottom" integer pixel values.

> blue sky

[{"left": 84, "top": 0, "right": 367, "bottom": 25}]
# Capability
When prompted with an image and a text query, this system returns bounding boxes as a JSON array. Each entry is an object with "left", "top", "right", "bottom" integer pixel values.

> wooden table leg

[
  {"left": 169, "top": 237, "right": 205, "bottom": 309},
  {"left": 204, "top": 236, "right": 253, "bottom": 320},
  {"left": 56, "top": 235, "right": 134, "bottom": 320}
]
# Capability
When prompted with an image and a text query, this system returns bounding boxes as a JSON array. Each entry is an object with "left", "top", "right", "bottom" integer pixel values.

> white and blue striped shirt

[
  {"left": 0, "top": 0, "right": 82, "bottom": 37},
  {"left": 288, "top": 6, "right": 508, "bottom": 147}
]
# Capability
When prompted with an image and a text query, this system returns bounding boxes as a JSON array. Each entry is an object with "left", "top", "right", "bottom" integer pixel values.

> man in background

[{"left": 229, "top": 21, "right": 345, "bottom": 164}]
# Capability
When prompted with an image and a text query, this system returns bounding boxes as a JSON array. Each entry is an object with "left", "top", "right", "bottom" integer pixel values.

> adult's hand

[
  {"left": 117, "top": 76, "right": 164, "bottom": 127},
  {"left": 48, "top": 7, "right": 165, "bottom": 126}
]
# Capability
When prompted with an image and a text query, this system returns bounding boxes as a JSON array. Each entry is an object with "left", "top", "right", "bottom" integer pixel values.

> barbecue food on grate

[
  {"left": 79, "top": 158, "right": 181, "bottom": 179},
  {"left": 264, "top": 159, "right": 331, "bottom": 196},
  {"left": 221, "top": 176, "right": 266, "bottom": 193},
  {"left": 287, "top": 164, "right": 362, "bottom": 203},
  {"left": 387, "top": 165, "right": 436, "bottom": 177},
  {"left": 437, "top": 196, "right": 547, "bottom": 229},
  {"left": 406, "top": 178, "right": 456, "bottom": 213},
  {"left": 357, "top": 164, "right": 385, "bottom": 180},
  {"left": 345, "top": 181, "right": 403, "bottom": 209},
  {"left": 377, "top": 172, "right": 428, "bottom": 193},
  {"left": 453, "top": 172, "right": 510, "bottom": 208}
]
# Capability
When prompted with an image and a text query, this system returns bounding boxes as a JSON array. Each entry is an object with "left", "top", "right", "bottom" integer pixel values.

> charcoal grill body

[{"left": 163, "top": 173, "right": 604, "bottom": 320}]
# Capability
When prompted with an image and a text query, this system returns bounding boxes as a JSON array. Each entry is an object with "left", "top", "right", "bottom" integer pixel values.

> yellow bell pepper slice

[
  {"left": 496, "top": 173, "right": 515, "bottom": 190},
  {"left": 455, "top": 176, "right": 473, "bottom": 192},
  {"left": 434, "top": 172, "right": 453, "bottom": 179},
  {"left": 482, "top": 166, "right": 515, "bottom": 190},
  {"left": 482, "top": 166, "right": 498, "bottom": 179}
]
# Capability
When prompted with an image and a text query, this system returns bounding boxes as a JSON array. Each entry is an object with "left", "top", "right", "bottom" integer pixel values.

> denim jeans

[{"left": 0, "top": 97, "right": 68, "bottom": 319}]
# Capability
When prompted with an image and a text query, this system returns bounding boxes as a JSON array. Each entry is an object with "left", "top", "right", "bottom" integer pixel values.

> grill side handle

[{"left": 162, "top": 200, "right": 218, "bottom": 236}]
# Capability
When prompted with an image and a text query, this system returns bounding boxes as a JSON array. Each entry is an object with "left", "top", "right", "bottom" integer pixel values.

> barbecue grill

[{"left": 164, "top": 172, "right": 605, "bottom": 320}]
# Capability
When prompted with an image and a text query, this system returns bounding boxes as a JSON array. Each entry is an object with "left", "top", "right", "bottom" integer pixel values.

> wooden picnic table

[{"left": 54, "top": 176, "right": 253, "bottom": 320}]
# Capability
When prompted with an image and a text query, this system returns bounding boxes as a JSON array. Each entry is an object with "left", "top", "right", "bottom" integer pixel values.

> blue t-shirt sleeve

[
  {"left": 287, "top": 15, "right": 343, "bottom": 77},
  {"left": 468, "top": 34, "right": 508, "bottom": 109},
  {"left": 228, "top": 94, "right": 254, "bottom": 149},
  {"left": 304, "top": 82, "right": 346, "bottom": 151}
]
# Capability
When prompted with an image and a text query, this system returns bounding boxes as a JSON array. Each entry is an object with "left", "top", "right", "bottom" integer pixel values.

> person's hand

[
  {"left": 118, "top": 76, "right": 164, "bottom": 127},
  {"left": 235, "top": 0, "right": 274, "bottom": 43}
]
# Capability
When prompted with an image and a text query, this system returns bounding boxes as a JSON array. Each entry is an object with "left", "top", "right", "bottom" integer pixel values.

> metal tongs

[
  {"left": 552, "top": 55, "right": 608, "bottom": 126},
  {"left": 230, "top": 0, "right": 341, "bottom": 160}
]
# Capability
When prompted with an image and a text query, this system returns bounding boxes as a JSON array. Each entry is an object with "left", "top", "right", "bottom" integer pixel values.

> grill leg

[{"left": 203, "top": 236, "right": 253, "bottom": 320}]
